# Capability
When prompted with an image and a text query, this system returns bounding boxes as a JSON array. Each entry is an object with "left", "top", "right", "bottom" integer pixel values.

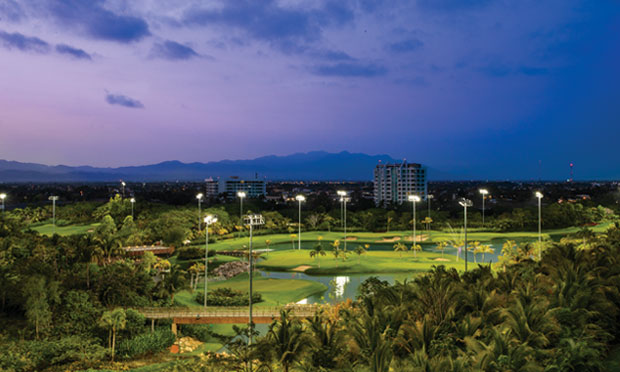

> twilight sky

[{"left": 0, "top": 0, "right": 619, "bottom": 180}]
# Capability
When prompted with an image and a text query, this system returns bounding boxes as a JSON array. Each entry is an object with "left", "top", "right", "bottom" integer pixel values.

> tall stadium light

[
  {"left": 459, "top": 198, "right": 473, "bottom": 271},
  {"left": 49, "top": 196, "right": 59, "bottom": 232},
  {"left": 427, "top": 194, "right": 434, "bottom": 221},
  {"left": 130, "top": 198, "right": 135, "bottom": 219},
  {"left": 337, "top": 191, "right": 349, "bottom": 252},
  {"left": 535, "top": 191, "right": 544, "bottom": 260},
  {"left": 479, "top": 189, "right": 489, "bottom": 227},
  {"left": 295, "top": 195, "right": 306, "bottom": 250},
  {"left": 203, "top": 215, "right": 218, "bottom": 308},
  {"left": 244, "top": 213, "right": 264, "bottom": 358},
  {"left": 337, "top": 190, "right": 347, "bottom": 229},
  {"left": 408, "top": 195, "right": 421, "bottom": 248},
  {"left": 121, "top": 181, "right": 126, "bottom": 199},
  {"left": 237, "top": 191, "right": 246, "bottom": 218},
  {"left": 0, "top": 193, "right": 6, "bottom": 213},
  {"left": 196, "top": 193, "right": 204, "bottom": 230}
]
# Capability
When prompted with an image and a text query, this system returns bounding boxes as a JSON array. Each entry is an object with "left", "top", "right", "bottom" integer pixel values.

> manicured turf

[
  {"left": 175, "top": 272, "right": 327, "bottom": 308},
  {"left": 29, "top": 222, "right": 100, "bottom": 236},
  {"left": 256, "top": 248, "right": 468, "bottom": 275},
  {"left": 203, "top": 223, "right": 614, "bottom": 252}
]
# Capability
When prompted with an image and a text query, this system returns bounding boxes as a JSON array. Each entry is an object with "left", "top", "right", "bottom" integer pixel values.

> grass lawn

[
  {"left": 256, "top": 248, "right": 468, "bottom": 275},
  {"left": 201, "top": 223, "right": 615, "bottom": 252},
  {"left": 29, "top": 222, "right": 100, "bottom": 236},
  {"left": 174, "top": 272, "right": 327, "bottom": 308}
]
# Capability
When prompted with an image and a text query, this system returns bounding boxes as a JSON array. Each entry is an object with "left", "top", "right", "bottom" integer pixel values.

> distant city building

[
  {"left": 223, "top": 177, "right": 266, "bottom": 199},
  {"left": 373, "top": 161, "right": 427, "bottom": 205},
  {"left": 204, "top": 177, "right": 220, "bottom": 198}
]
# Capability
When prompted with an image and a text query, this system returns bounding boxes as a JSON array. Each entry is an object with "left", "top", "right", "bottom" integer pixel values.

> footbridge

[{"left": 136, "top": 305, "right": 319, "bottom": 335}]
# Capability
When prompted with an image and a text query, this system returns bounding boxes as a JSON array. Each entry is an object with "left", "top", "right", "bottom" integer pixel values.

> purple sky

[{"left": 0, "top": 0, "right": 619, "bottom": 179}]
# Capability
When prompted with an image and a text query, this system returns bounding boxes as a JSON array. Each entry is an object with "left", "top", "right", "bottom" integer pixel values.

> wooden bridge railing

[{"left": 135, "top": 304, "right": 320, "bottom": 320}]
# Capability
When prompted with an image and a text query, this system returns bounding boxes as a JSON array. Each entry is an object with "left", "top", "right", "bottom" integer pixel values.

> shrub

[
  {"left": 195, "top": 287, "right": 263, "bottom": 306},
  {"left": 179, "top": 324, "right": 212, "bottom": 342},
  {"left": 116, "top": 329, "right": 176, "bottom": 359},
  {"left": 177, "top": 246, "right": 215, "bottom": 260}
]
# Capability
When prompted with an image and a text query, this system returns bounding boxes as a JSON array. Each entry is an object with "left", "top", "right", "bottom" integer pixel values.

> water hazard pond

[{"left": 258, "top": 241, "right": 503, "bottom": 304}]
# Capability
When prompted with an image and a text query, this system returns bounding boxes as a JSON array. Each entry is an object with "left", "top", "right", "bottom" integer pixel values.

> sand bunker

[
  {"left": 433, "top": 258, "right": 450, "bottom": 262},
  {"left": 292, "top": 265, "right": 312, "bottom": 272},
  {"left": 344, "top": 236, "right": 358, "bottom": 241},
  {"left": 377, "top": 236, "right": 401, "bottom": 243},
  {"left": 404, "top": 234, "right": 429, "bottom": 242}
]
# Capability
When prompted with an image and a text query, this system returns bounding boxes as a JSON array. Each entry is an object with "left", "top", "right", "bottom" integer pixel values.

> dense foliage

[
  {"left": 174, "top": 226, "right": 620, "bottom": 371},
  {"left": 195, "top": 287, "right": 263, "bottom": 307}
]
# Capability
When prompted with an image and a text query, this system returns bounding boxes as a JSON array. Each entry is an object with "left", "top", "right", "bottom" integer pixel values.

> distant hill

[{"left": 0, "top": 151, "right": 406, "bottom": 182}]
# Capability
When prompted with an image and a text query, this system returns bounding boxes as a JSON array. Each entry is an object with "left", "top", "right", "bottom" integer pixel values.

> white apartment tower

[{"left": 374, "top": 161, "right": 427, "bottom": 205}]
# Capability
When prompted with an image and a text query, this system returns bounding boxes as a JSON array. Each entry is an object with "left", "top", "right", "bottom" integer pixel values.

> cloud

[
  {"left": 105, "top": 93, "right": 144, "bottom": 108},
  {"left": 0, "top": 30, "right": 50, "bottom": 53},
  {"left": 417, "top": 0, "right": 495, "bottom": 12},
  {"left": 150, "top": 40, "right": 200, "bottom": 60},
  {"left": 183, "top": 0, "right": 354, "bottom": 52},
  {"left": 387, "top": 38, "right": 424, "bottom": 53},
  {"left": 55, "top": 44, "right": 92, "bottom": 60},
  {"left": 309, "top": 62, "right": 387, "bottom": 77},
  {"left": 313, "top": 49, "right": 355, "bottom": 61},
  {"left": 478, "top": 63, "right": 550, "bottom": 77},
  {"left": 46, "top": 0, "right": 150, "bottom": 43},
  {"left": 0, "top": 0, "right": 24, "bottom": 22}
]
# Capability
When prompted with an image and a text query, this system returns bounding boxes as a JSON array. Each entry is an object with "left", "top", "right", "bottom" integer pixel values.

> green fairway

[
  {"left": 175, "top": 272, "right": 327, "bottom": 308},
  {"left": 29, "top": 222, "right": 100, "bottom": 236},
  {"left": 202, "top": 223, "right": 615, "bottom": 252},
  {"left": 256, "top": 248, "right": 467, "bottom": 275}
]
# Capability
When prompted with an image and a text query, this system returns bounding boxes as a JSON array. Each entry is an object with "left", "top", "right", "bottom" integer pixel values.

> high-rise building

[
  {"left": 204, "top": 178, "right": 220, "bottom": 198},
  {"left": 223, "top": 178, "right": 266, "bottom": 199},
  {"left": 374, "top": 161, "right": 427, "bottom": 205}
]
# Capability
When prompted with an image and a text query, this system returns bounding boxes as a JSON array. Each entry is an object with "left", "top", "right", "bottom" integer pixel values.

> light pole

[
  {"left": 49, "top": 196, "right": 59, "bottom": 232},
  {"left": 130, "top": 198, "right": 135, "bottom": 219},
  {"left": 337, "top": 191, "right": 348, "bottom": 251},
  {"left": 536, "top": 191, "right": 543, "bottom": 260},
  {"left": 244, "top": 213, "right": 264, "bottom": 358},
  {"left": 408, "top": 195, "right": 421, "bottom": 246},
  {"left": 237, "top": 191, "right": 246, "bottom": 238},
  {"left": 121, "top": 181, "right": 126, "bottom": 199},
  {"left": 0, "top": 193, "right": 6, "bottom": 213},
  {"left": 459, "top": 198, "right": 473, "bottom": 271},
  {"left": 427, "top": 194, "right": 433, "bottom": 220},
  {"left": 479, "top": 189, "right": 489, "bottom": 227},
  {"left": 196, "top": 193, "right": 204, "bottom": 231},
  {"left": 295, "top": 195, "right": 305, "bottom": 250},
  {"left": 203, "top": 215, "right": 218, "bottom": 308}
]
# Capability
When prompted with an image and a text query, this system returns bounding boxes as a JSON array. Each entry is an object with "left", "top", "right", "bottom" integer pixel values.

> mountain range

[{"left": 0, "top": 151, "right": 431, "bottom": 182}]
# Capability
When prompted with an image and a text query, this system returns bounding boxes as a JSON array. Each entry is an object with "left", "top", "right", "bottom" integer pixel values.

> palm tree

[
  {"left": 265, "top": 239, "right": 272, "bottom": 256},
  {"left": 386, "top": 216, "right": 394, "bottom": 232},
  {"left": 267, "top": 309, "right": 308, "bottom": 372},
  {"left": 436, "top": 241, "right": 448, "bottom": 258},
  {"left": 411, "top": 243, "right": 422, "bottom": 258},
  {"left": 99, "top": 308, "right": 126, "bottom": 361},
  {"left": 290, "top": 234, "right": 297, "bottom": 250},
  {"left": 499, "top": 240, "right": 518, "bottom": 271},
  {"left": 355, "top": 244, "right": 368, "bottom": 264},
  {"left": 309, "top": 242, "right": 326, "bottom": 268},
  {"left": 393, "top": 242, "right": 407, "bottom": 257},
  {"left": 470, "top": 241, "right": 481, "bottom": 264},
  {"left": 480, "top": 244, "right": 494, "bottom": 263},
  {"left": 423, "top": 216, "right": 433, "bottom": 230}
]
